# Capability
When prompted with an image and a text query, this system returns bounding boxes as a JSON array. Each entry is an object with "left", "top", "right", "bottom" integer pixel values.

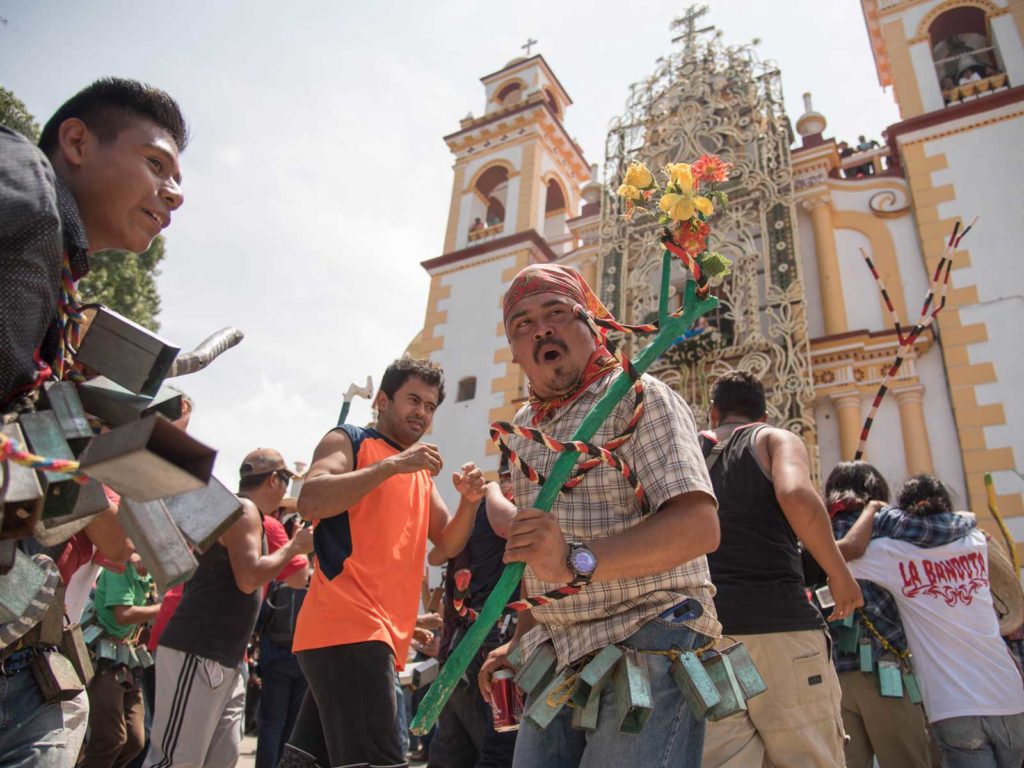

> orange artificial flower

[{"left": 691, "top": 154, "right": 733, "bottom": 184}]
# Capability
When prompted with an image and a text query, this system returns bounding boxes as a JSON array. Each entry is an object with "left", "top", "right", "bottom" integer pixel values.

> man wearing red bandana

[{"left": 479, "top": 264, "right": 722, "bottom": 768}]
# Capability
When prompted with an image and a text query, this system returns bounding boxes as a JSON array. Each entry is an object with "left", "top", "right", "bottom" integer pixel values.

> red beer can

[{"left": 490, "top": 669, "right": 524, "bottom": 732}]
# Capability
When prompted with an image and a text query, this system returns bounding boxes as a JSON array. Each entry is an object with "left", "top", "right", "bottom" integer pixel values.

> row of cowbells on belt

[{"left": 1, "top": 306, "right": 246, "bottom": 624}]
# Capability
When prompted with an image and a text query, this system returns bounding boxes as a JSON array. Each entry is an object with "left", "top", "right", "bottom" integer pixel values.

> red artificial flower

[
  {"left": 673, "top": 219, "right": 710, "bottom": 255},
  {"left": 692, "top": 154, "right": 733, "bottom": 184}
]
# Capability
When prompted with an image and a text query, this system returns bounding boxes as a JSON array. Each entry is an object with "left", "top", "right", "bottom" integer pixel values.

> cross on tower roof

[
  {"left": 521, "top": 37, "right": 538, "bottom": 57},
  {"left": 671, "top": 4, "right": 714, "bottom": 50}
]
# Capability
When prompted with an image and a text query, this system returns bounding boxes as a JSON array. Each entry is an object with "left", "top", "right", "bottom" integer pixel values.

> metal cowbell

[
  {"left": 18, "top": 410, "right": 81, "bottom": 520},
  {"left": 41, "top": 381, "right": 94, "bottom": 454},
  {"left": 670, "top": 650, "right": 721, "bottom": 720},
  {"left": 76, "top": 377, "right": 183, "bottom": 428},
  {"left": 75, "top": 306, "right": 180, "bottom": 396},
  {"left": 164, "top": 476, "right": 242, "bottom": 552},
  {"left": 614, "top": 649, "right": 653, "bottom": 734},
  {"left": 78, "top": 415, "right": 215, "bottom": 502},
  {"left": 0, "top": 549, "right": 48, "bottom": 623},
  {"left": 720, "top": 643, "right": 767, "bottom": 701},
  {"left": 514, "top": 642, "right": 557, "bottom": 700},
  {"left": 33, "top": 479, "right": 110, "bottom": 547},
  {"left": 571, "top": 644, "right": 622, "bottom": 708},
  {"left": 116, "top": 498, "right": 197, "bottom": 593},
  {"left": 0, "top": 424, "right": 45, "bottom": 541}
]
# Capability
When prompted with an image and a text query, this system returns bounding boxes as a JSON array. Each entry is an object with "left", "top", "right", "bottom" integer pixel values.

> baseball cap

[{"left": 239, "top": 448, "right": 297, "bottom": 480}]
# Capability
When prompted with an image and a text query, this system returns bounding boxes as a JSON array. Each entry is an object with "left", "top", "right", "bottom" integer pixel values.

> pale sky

[{"left": 0, "top": 1, "right": 900, "bottom": 484}]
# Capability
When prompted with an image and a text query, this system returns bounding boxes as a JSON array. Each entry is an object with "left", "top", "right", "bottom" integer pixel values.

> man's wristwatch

[{"left": 566, "top": 542, "right": 597, "bottom": 586}]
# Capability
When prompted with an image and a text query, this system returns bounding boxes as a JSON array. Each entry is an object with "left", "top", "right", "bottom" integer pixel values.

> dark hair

[
  {"left": 824, "top": 461, "right": 890, "bottom": 514},
  {"left": 897, "top": 474, "right": 953, "bottom": 516},
  {"left": 39, "top": 78, "right": 189, "bottom": 156},
  {"left": 710, "top": 371, "right": 766, "bottom": 421},
  {"left": 380, "top": 358, "right": 446, "bottom": 406}
]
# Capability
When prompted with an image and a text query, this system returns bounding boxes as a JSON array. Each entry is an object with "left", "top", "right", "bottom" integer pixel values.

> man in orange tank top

[{"left": 284, "top": 358, "right": 485, "bottom": 768}]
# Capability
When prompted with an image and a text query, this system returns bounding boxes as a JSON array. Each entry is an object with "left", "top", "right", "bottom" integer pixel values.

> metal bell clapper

[
  {"left": 615, "top": 649, "right": 654, "bottom": 734},
  {"left": 18, "top": 410, "right": 82, "bottom": 520},
  {"left": 76, "top": 377, "right": 183, "bottom": 428},
  {"left": 670, "top": 650, "right": 721, "bottom": 720},
  {"left": 878, "top": 659, "right": 904, "bottom": 698},
  {"left": 721, "top": 643, "right": 767, "bottom": 701},
  {"left": 117, "top": 498, "right": 198, "bottom": 592},
  {"left": 524, "top": 665, "right": 574, "bottom": 730},
  {"left": 164, "top": 476, "right": 243, "bottom": 552},
  {"left": 74, "top": 306, "right": 180, "bottom": 396},
  {"left": 33, "top": 479, "right": 109, "bottom": 547},
  {"left": 41, "top": 381, "right": 94, "bottom": 453},
  {"left": 78, "top": 414, "right": 215, "bottom": 501},
  {"left": 514, "top": 643, "right": 557, "bottom": 700},
  {"left": 571, "top": 645, "right": 623, "bottom": 708},
  {"left": 0, "top": 550, "right": 48, "bottom": 623},
  {"left": 704, "top": 650, "right": 748, "bottom": 721},
  {"left": 0, "top": 424, "right": 45, "bottom": 540}
]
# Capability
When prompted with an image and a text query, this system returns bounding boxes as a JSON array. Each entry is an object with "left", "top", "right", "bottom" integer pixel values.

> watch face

[{"left": 571, "top": 548, "right": 597, "bottom": 575}]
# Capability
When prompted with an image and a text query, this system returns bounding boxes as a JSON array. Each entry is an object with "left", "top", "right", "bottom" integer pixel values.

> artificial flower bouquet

[{"left": 616, "top": 156, "right": 733, "bottom": 287}]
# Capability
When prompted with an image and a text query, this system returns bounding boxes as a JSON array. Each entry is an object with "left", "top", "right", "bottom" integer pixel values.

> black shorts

[{"left": 295, "top": 641, "right": 405, "bottom": 768}]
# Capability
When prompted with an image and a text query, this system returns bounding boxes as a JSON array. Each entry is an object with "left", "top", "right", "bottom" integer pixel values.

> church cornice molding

[
  {"left": 422, "top": 229, "right": 557, "bottom": 275},
  {"left": 479, "top": 54, "right": 574, "bottom": 107},
  {"left": 810, "top": 327, "right": 933, "bottom": 395}
]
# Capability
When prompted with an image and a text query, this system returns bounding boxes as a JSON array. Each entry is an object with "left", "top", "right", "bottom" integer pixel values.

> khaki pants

[
  {"left": 839, "top": 670, "right": 930, "bottom": 768},
  {"left": 702, "top": 629, "right": 847, "bottom": 768}
]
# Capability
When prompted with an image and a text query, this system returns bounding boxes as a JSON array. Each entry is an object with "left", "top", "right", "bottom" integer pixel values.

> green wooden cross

[{"left": 411, "top": 251, "right": 718, "bottom": 733}]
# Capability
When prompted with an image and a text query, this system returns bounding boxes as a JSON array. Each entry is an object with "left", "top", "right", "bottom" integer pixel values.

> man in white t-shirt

[{"left": 840, "top": 474, "right": 1024, "bottom": 767}]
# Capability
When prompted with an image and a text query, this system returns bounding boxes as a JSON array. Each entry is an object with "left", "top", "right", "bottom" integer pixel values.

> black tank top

[
  {"left": 702, "top": 424, "right": 824, "bottom": 635},
  {"left": 159, "top": 513, "right": 266, "bottom": 667}
]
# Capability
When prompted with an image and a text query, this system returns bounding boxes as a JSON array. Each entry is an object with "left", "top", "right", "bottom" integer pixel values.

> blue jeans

[
  {"left": 0, "top": 667, "right": 80, "bottom": 767},
  {"left": 930, "top": 713, "right": 1024, "bottom": 768},
  {"left": 255, "top": 656, "right": 308, "bottom": 768},
  {"left": 512, "top": 618, "right": 709, "bottom": 768}
]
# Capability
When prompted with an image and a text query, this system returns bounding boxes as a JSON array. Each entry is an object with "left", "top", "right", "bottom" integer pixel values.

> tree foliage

[
  {"left": 79, "top": 236, "right": 166, "bottom": 331},
  {"left": 0, "top": 86, "right": 40, "bottom": 142}
]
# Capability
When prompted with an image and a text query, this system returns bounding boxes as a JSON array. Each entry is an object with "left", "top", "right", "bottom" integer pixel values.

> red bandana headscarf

[{"left": 502, "top": 264, "right": 619, "bottom": 423}]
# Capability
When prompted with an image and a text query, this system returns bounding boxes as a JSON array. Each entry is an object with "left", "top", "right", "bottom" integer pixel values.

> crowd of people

[{"left": 2, "top": 76, "right": 1023, "bottom": 768}]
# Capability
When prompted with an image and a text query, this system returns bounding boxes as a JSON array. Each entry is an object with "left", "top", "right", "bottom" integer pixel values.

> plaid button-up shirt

[
  {"left": 829, "top": 505, "right": 977, "bottom": 671},
  {"left": 512, "top": 371, "right": 720, "bottom": 669}
]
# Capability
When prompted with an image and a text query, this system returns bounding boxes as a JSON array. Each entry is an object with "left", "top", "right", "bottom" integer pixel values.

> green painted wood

[{"left": 410, "top": 258, "right": 719, "bottom": 734}]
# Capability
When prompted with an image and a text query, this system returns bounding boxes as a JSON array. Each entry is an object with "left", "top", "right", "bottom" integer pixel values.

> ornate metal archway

[{"left": 597, "top": 7, "right": 818, "bottom": 471}]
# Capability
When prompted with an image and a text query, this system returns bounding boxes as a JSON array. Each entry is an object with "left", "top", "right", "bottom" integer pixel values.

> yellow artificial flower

[
  {"left": 659, "top": 192, "right": 695, "bottom": 222},
  {"left": 693, "top": 196, "right": 714, "bottom": 216},
  {"left": 622, "top": 161, "right": 654, "bottom": 189},
  {"left": 664, "top": 163, "right": 693, "bottom": 192},
  {"left": 617, "top": 184, "right": 643, "bottom": 201}
]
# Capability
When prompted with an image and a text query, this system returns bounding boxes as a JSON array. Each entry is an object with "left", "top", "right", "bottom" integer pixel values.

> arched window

[
  {"left": 474, "top": 165, "right": 509, "bottom": 229},
  {"left": 929, "top": 6, "right": 999, "bottom": 92},
  {"left": 544, "top": 89, "right": 562, "bottom": 119},
  {"left": 456, "top": 376, "right": 477, "bottom": 402},
  {"left": 496, "top": 82, "right": 523, "bottom": 107},
  {"left": 544, "top": 179, "right": 567, "bottom": 216}
]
